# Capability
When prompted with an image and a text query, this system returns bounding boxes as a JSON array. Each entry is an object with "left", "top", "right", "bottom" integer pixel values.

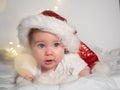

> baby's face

[{"left": 30, "top": 31, "right": 64, "bottom": 73}]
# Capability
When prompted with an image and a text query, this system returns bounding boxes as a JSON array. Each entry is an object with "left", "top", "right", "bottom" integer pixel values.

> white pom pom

[{"left": 91, "top": 61, "right": 111, "bottom": 75}]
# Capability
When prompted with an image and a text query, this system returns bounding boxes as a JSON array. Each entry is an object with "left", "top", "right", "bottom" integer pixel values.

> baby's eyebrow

[
  {"left": 55, "top": 38, "right": 62, "bottom": 42},
  {"left": 33, "top": 41, "right": 45, "bottom": 44},
  {"left": 51, "top": 38, "right": 61, "bottom": 42},
  {"left": 52, "top": 40, "right": 62, "bottom": 44}
]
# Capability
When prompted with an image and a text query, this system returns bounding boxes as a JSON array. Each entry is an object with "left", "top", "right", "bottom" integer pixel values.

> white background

[{"left": 0, "top": 0, "right": 120, "bottom": 51}]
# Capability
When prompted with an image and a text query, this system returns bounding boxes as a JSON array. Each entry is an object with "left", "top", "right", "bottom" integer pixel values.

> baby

[{"left": 15, "top": 10, "right": 90, "bottom": 85}]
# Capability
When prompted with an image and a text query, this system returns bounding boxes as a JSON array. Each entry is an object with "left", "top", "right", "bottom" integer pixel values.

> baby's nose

[{"left": 45, "top": 48, "right": 53, "bottom": 56}]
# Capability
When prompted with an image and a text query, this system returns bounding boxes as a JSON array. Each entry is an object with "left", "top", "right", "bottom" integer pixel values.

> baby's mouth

[{"left": 44, "top": 60, "right": 54, "bottom": 65}]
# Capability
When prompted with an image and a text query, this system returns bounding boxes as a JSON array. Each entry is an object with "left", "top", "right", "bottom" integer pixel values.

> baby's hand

[
  {"left": 20, "top": 69, "right": 35, "bottom": 81},
  {"left": 24, "top": 74, "right": 34, "bottom": 81}
]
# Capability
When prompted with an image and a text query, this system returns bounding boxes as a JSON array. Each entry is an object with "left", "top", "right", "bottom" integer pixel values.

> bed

[{"left": 0, "top": 46, "right": 120, "bottom": 90}]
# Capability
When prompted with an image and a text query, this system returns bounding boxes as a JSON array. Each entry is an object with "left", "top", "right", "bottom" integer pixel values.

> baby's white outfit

[{"left": 34, "top": 53, "right": 87, "bottom": 84}]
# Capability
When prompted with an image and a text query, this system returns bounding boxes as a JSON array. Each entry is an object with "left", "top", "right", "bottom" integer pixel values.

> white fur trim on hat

[{"left": 18, "top": 13, "right": 80, "bottom": 53}]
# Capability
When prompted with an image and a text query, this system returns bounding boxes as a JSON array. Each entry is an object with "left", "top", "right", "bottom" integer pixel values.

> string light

[
  {"left": 5, "top": 42, "right": 23, "bottom": 58},
  {"left": 57, "top": 0, "right": 61, "bottom": 2},
  {"left": 5, "top": 48, "right": 17, "bottom": 58},
  {"left": 16, "top": 44, "right": 20, "bottom": 48},
  {"left": 46, "top": 8, "right": 50, "bottom": 10},
  {"left": 47, "top": 0, "right": 63, "bottom": 11},
  {"left": 9, "top": 42, "right": 13, "bottom": 45},
  {"left": 54, "top": 6, "right": 59, "bottom": 10}
]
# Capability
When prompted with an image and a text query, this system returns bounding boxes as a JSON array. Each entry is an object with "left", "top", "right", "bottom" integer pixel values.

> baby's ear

[
  {"left": 64, "top": 48, "right": 69, "bottom": 54},
  {"left": 14, "top": 53, "right": 37, "bottom": 77}
]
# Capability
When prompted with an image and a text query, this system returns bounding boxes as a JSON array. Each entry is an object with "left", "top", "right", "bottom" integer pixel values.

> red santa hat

[{"left": 17, "top": 10, "right": 80, "bottom": 53}]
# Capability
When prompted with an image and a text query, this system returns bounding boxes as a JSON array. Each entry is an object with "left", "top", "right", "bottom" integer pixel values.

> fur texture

[
  {"left": 18, "top": 14, "right": 80, "bottom": 53},
  {"left": 91, "top": 61, "right": 111, "bottom": 75}
]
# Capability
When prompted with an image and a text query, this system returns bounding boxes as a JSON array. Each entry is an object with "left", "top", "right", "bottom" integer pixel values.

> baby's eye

[
  {"left": 38, "top": 44, "right": 45, "bottom": 48},
  {"left": 53, "top": 43, "right": 60, "bottom": 47}
]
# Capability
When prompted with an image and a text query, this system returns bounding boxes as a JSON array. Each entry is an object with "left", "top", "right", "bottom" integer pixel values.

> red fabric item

[
  {"left": 78, "top": 41, "right": 99, "bottom": 68},
  {"left": 41, "top": 10, "right": 67, "bottom": 22}
]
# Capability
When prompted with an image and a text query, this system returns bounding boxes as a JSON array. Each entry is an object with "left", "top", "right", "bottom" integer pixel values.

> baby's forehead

[
  {"left": 31, "top": 31, "right": 62, "bottom": 43},
  {"left": 30, "top": 29, "right": 58, "bottom": 37}
]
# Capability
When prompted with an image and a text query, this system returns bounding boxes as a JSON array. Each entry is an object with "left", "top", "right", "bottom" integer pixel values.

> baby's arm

[
  {"left": 79, "top": 66, "right": 90, "bottom": 77},
  {"left": 14, "top": 53, "right": 37, "bottom": 84},
  {"left": 18, "top": 68, "right": 34, "bottom": 81},
  {"left": 15, "top": 68, "right": 35, "bottom": 86},
  {"left": 64, "top": 53, "right": 90, "bottom": 77}
]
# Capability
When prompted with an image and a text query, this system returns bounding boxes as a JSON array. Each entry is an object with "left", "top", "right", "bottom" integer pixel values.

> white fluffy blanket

[
  {"left": 1, "top": 48, "right": 120, "bottom": 90},
  {"left": 15, "top": 74, "right": 119, "bottom": 90}
]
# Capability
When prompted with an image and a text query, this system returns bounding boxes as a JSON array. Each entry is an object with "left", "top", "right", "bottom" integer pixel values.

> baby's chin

[{"left": 41, "top": 64, "right": 58, "bottom": 72}]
